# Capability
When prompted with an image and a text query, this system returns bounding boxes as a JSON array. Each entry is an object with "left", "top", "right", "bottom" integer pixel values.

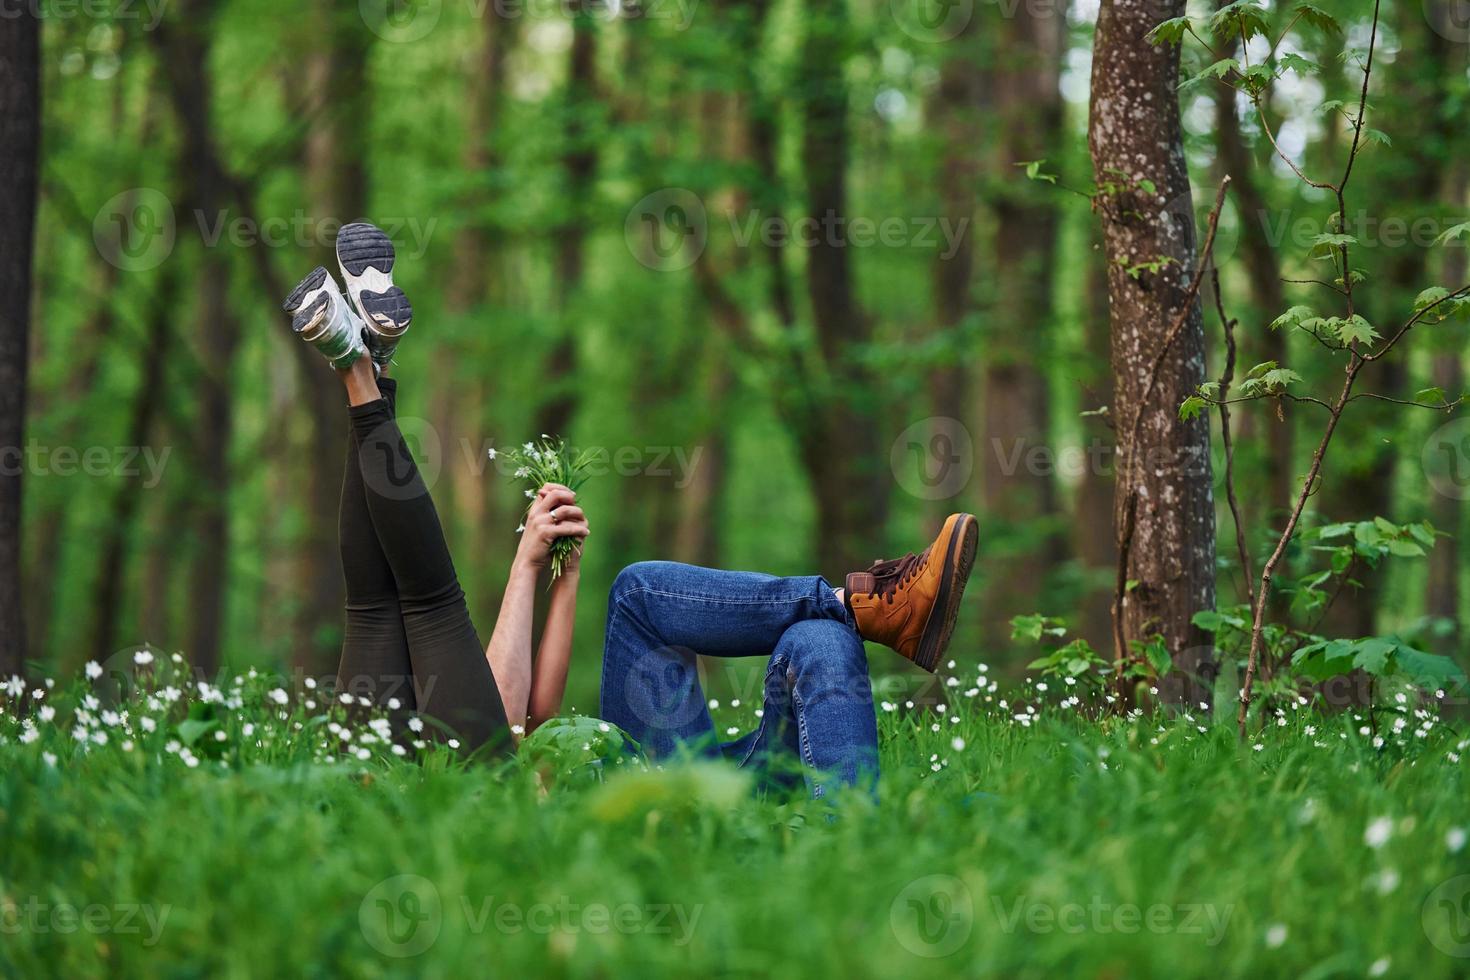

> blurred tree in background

[{"left": 6, "top": 0, "right": 1470, "bottom": 710}]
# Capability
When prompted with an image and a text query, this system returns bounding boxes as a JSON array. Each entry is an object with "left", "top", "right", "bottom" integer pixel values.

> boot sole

[
  {"left": 336, "top": 222, "right": 412, "bottom": 334},
  {"left": 913, "top": 513, "right": 978, "bottom": 672}
]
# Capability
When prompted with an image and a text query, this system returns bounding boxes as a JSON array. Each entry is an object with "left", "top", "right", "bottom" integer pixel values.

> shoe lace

[{"left": 865, "top": 548, "right": 930, "bottom": 603}]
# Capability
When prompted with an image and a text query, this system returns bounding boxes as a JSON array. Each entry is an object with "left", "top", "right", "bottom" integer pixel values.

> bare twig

[
  {"left": 1238, "top": 0, "right": 1381, "bottom": 737},
  {"left": 1212, "top": 267, "right": 1254, "bottom": 609}
]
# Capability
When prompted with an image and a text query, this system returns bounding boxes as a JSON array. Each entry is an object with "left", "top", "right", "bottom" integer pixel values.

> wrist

[{"left": 509, "top": 555, "right": 542, "bottom": 580}]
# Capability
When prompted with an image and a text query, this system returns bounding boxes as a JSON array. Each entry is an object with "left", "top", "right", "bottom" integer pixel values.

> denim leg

[
  {"left": 740, "top": 620, "right": 879, "bottom": 798},
  {"left": 599, "top": 561, "right": 850, "bottom": 759}
]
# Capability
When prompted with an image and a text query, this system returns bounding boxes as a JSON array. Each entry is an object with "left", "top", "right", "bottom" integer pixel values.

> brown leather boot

[{"left": 845, "top": 513, "right": 978, "bottom": 672}]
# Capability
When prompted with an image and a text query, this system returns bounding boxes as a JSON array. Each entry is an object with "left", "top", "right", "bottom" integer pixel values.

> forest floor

[{"left": 2, "top": 659, "right": 1468, "bottom": 978}]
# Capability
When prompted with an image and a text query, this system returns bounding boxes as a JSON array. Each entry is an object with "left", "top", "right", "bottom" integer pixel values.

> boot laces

[{"left": 865, "top": 548, "right": 929, "bottom": 603}]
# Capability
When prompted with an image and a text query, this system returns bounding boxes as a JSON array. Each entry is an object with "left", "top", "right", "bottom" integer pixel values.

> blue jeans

[{"left": 599, "top": 562, "right": 880, "bottom": 798}]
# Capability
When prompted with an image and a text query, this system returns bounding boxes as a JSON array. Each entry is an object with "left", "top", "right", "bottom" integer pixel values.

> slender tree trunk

[
  {"left": 536, "top": 1, "right": 598, "bottom": 440},
  {"left": 25, "top": 256, "right": 119, "bottom": 663},
  {"left": 927, "top": 22, "right": 983, "bottom": 453},
  {"left": 1089, "top": 0, "right": 1217, "bottom": 700},
  {"left": 156, "top": 2, "right": 240, "bottom": 676},
  {"left": 980, "top": 1, "right": 1066, "bottom": 642},
  {"left": 0, "top": 7, "right": 41, "bottom": 676},
  {"left": 1075, "top": 240, "right": 1116, "bottom": 645},
  {"left": 444, "top": 9, "right": 516, "bottom": 629},
  {"left": 1426, "top": 8, "right": 1467, "bottom": 646},
  {"left": 1211, "top": 56, "right": 1290, "bottom": 519},
  {"left": 291, "top": 0, "right": 373, "bottom": 673},
  {"left": 796, "top": 0, "right": 887, "bottom": 576},
  {"left": 90, "top": 267, "right": 178, "bottom": 660}
]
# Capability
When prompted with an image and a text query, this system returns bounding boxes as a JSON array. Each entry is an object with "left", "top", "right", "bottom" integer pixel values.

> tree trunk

[
  {"left": 1211, "top": 55, "right": 1290, "bottom": 520},
  {"left": 1425, "top": 6, "right": 1467, "bottom": 647},
  {"left": 797, "top": 0, "right": 887, "bottom": 576},
  {"left": 156, "top": 2, "right": 240, "bottom": 676},
  {"left": 536, "top": 1, "right": 598, "bottom": 441},
  {"left": 291, "top": 0, "right": 373, "bottom": 674},
  {"left": 1075, "top": 240, "right": 1116, "bottom": 645},
  {"left": 0, "top": 7, "right": 41, "bottom": 676},
  {"left": 25, "top": 256, "right": 119, "bottom": 664},
  {"left": 927, "top": 23, "right": 983, "bottom": 444},
  {"left": 444, "top": 9, "right": 516, "bottom": 630},
  {"left": 1089, "top": 0, "right": 1217, "bottom": 699},
  {"left": 980, "top": 2, "right": 1066, "bottom": 643},
  {"left": 90, "top": 267, "right": 178, "bottom": 660}
]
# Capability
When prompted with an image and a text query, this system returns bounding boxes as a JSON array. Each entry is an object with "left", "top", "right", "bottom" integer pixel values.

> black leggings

[{"left": 336, "top": 378, "right": 509, "bottom": 754}]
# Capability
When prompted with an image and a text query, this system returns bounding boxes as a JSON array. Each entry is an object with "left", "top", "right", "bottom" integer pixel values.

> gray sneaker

[
  {"left": 336, "top": 221, "right": 411, "bottom": 368},
  {"left": 282, "top": 267, "right": 366, "bottom": 370}
]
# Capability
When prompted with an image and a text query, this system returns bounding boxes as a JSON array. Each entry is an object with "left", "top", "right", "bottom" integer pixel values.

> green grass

[{"left": 2, "top": 657, "right": 1468, "bottom": 978}]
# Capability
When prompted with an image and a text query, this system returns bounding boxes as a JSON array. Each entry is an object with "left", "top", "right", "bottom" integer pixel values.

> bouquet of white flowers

[{"left": 492, "top": 436, "right": 596, "bottom": 582}]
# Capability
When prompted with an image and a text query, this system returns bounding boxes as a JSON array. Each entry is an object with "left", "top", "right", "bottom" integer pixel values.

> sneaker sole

[
  {"left": 913, "top": 513, "right": 978, "bottom": 673},
  {"left": 283, "top": 266, "right": 329, "bottom": 314},
  {"left": 282, "top": 266, "right": 364, "bottom": 368},
  {"left": 336, "top": 222, "right": 412, "bottom": 334}
]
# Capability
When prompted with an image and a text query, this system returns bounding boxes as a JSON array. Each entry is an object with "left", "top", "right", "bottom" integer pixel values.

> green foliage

[
  {"left": 1201, "top": 517, "right": 1466, "bottom": 708},
  {"left": 1209, "top": 1, "right": 1270, "bottom": 43},
  {"left": 1270, "top": 305, "right": 1316, "bottom": 331},
  {"left": 1146, "top": 16, "right": 1193, "bottom": 47},
  {"left": 4, "top": 663, "right": 1468, "bottom": 976},
  {"left": 1334, "top": 314, "right": 1379, "bottom": 348},
  {"left": 1292, "top": 2, "right": 1341, "bottom": 36},
  {"left": 1011, "top": 615, "right": 1115, "bottom": 695}
]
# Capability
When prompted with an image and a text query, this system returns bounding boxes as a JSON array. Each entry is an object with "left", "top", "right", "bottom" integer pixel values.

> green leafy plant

[
  {"left": 1011, "top": 615, "right": 1111, "bottom": 695},
  {"left": 1153, "top": 0, "right": 1470, "bottom": 734}
]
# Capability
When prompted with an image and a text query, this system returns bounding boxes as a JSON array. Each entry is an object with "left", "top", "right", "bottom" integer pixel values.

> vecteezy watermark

[
  {"left": 624, "top": 187, "right": 971, "bottom": 271},
  {"left": 359, "top": 875, "right": 703, "bottom": 958},
  {"left": 92, "top": 189, "right": 438, "bottom": 272},
  {"left": 358, "top": 416, "right": 443, "bottom": 503},
  {"left": 353, "top": 420, "right": 705, "bottom": 498},
  {"left": 890, "top": 875, "right": 974, "bottom": 957},
  {"left": 990, "top": 896, "right": 1234, "bottom": 946},
  {"left": 889, "top": 0, "right": 974, "bottom": 42},
  {"left": 728, "top": 210, "right": 969, "bottom": 259},
  {"left": 359, "top": 0, "right": 698, "bottom": 43},
  {"left": 1423, "top": 874, "right": 1470, "bottom": 958},
  {"left": 0, "top": 441, "right": 171, "bottom": 488},
  {"left": 625, "top": 188, "right": 709, "bottom": 272},
  {"left": 93, "top": 188, "right": 176, "bottom": 273},
  {"left": 1423, "top": 417, "right": 1470, "bottom": 501},
  {"left": 0, "top": 898, "right": 171, "bottom": 947},
  {"left": 1425, "top": 0, "right": 1470, "bottom": 44},
  {"left": 891, "top": 417, "right": 974, "bottom": 501},
  {"left": 0, "top": 0, "right": 169, "bottom": 29}
]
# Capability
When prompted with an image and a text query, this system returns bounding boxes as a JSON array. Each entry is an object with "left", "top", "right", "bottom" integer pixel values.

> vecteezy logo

[
  {"left": 359, "top": 0, "right": 443, "bottom": 42},
  {"left": 358, "top": 416, "right": 443, "bottom": 502},
  {"left": 891, "top": 417, "right": 973, "bottom": 501},
  {"left": 889, "top": 0, "right": 974, "bottom": 42},
  {"left": 890, "top": 874, "right": 973, "bottom": 957},
  {"left": 93, "top": 188, "right": 176, "bottom": 272},
  {"left": 1423, "top": 418, "right": 1470, "bottom": 501},
  {"left": 625, "top": 188, "right": 708, "bottom": 271},
  {"left": 1423, "top": 874, "right": 1470, "bottom": 958},
  {"left": 1425, "top": 0, "right": 1470, "bottom": 43},
  {"left": 360, "top": 874, "right": 442, "bottom": 957}
]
